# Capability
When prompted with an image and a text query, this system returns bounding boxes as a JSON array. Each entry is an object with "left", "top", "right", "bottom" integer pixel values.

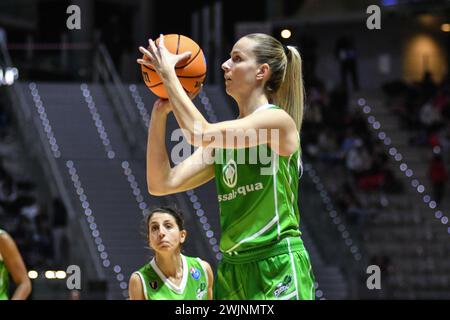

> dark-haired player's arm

[
  {"left": 201, "top": 260, "right": 214, "bottom": 300},
  {"left": 0, "top": 232, "right": 31, "bottom": 300},
  {"left": 128, "top": 273, "right": 145, "bottom": 300}
]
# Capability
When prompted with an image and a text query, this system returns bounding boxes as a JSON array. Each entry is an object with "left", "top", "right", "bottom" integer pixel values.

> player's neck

[
  {"left": 154, "top": 252, "right": 183, "bottom": 279},
  {"left": 237, "top": 90, "right": 269, "bottom": 118}
]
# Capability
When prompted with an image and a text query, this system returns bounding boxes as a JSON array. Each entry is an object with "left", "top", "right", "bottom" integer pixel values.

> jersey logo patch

[
  {"left": 222, "top": 159, "right": 237, "bottom": 188},
  {"left": 274, "top": 274, "right": 292, "bottom": 298},
  {"left": 150, "top": 280, "right": 158, "bottom": 290},
  {"left": 196, "top": 282, "right": 207, "bottom": 300},
  {"left": 190, "top": 267, "right": 201, "bottom": 280}
]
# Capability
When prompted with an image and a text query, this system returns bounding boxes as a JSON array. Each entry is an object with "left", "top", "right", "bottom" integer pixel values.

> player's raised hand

[{"left": 137, "top": 34, "right": 192, "bottom": 78}]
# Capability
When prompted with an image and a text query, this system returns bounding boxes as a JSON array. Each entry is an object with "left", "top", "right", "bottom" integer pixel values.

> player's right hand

[{"left": 153, "top": 98, "right": 172, "bottom": 115}]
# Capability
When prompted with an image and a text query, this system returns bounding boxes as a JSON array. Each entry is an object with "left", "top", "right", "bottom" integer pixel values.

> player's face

[
  {"left": 221, "top": 37, "right": 261, "bottom": 99},
  {"left": 148, "top": 213, "right": 186, "bottom": 253}
]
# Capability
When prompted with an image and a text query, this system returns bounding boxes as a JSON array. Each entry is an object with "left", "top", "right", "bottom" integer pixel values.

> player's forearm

[
  {"left": 164, "top": 71, "right": 209, "bottom": 144},
  {"left": 11, "top": 280, "right": 31, "bottom": 300},
  {"left": 147, "top": 110, "right": 172, "bottom": 195}
]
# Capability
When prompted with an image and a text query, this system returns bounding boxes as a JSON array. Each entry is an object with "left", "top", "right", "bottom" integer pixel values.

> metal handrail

[{"left": 94, "top": 43, "right": 141, "bottom": 154}]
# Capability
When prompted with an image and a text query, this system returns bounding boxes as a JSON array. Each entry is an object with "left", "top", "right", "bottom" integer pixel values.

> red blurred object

[{"left": 358, "top": 173, "right": 385, "bottom": 190}]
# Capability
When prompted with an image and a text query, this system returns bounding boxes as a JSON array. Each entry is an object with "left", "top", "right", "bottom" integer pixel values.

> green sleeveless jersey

[
  {"left": 0, "top": 230, "right": 9, "bottom": 300},
  {"left": 135, "top": 254, "right": 209, "bottom": 300},
  {"left": 214, "top": 104, "right": 302, "bottom": 255}
]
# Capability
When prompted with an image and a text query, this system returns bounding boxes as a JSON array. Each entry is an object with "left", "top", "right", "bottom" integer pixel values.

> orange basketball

[{"left": 141, "top": 34, "right": 207, "bottom": 99}]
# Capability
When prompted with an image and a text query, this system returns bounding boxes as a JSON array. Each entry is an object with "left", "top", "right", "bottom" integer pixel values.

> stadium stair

[{"left": 349, "top": 90, "right": 450, "bottom": 299}]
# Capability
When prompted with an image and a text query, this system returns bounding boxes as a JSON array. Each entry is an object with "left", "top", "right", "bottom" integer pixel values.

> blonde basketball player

[{"left": 138, "top": 33, "right": 315, "bottom": 300}]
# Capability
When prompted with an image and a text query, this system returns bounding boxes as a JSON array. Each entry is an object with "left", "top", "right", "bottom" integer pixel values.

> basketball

[{"left": 141, "top": 34, "right": 207, "bottom": 99}]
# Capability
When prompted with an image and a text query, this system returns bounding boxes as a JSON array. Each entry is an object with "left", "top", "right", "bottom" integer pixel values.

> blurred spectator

[
  {"left": 0, "top": 174, "right": 18, "bottom": 205},
  {"left": 428, "top": 154, "right": 448, "bottom": 206},
  {"left": 335, "top": 35, "right": 360, "bottom": 92},
  {"left": 347, "top": 196, "right": 369, "bottom": 228},
  {"left": 340, "top": 128, "right": 359, "bottom": 156},
  {"left": 20, "top": 197, "right": 39, "bottom": 221},
  {"left": 432, "top": 86, "right": 450, "bottom": 113},
  {"left": 419, "top": 99, "right": 441, "bottom": 131},
  {"left": 383, "top": 73, "right": 450, "bottom": 152},
  {"left": 421, "top": 71, "right": 437, "bottom": 100},
  {"left": 303, "top": 76, "right": 405, "bottom": 233},
  {"left": 305, "top": 85, "right": 326, "bottom": 125},
  {"left": 317, "top": 128, "right": 341, "bottom": 165},
  {"left": 357, "top": 172, "right": 385, "bottom": 192},
  {"left": 345, "top": 139, "right": 372, "bottom": 175},
  {"left": 325, "top": 85, "right": 349, "bottom": 130},
  {"left": 52, "top": 197, "right": 68, "bottom": 266},
  {"left": 298, "top": 34, "right": 318, "bottom": 86}
]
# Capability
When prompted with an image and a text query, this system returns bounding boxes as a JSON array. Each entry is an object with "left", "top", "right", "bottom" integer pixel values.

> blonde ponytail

[
  {"left": 245, "top": 33, "right": 305, "bottom": 131},
  {"left": 273, "top": 46, "right": 304, "bottom": 131}
]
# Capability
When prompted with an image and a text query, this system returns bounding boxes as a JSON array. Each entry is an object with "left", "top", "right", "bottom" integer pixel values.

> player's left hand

[{"left": 137, "top": 34, "right": 191, "bottom": 79}]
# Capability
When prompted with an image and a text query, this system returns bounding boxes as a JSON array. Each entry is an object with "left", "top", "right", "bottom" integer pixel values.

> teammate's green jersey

[
  {"left": 0, "top": 230, "right": 9, "bottom": 300},
  {"left": 214, "top": 104, "right": 303, "bottom": 256},
  {"left": 135, "top": 254, "right": 209, "bottom": 300}
]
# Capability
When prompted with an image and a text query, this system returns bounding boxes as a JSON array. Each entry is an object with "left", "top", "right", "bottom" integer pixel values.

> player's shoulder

[
  {"left": 130, "top": 272, "right": 142, "bottom": 282},
  {"left": 0, "top": 230, "right": 11, "bottom": 243},
  {"left": 196, "top": 258, "right": 213, "bottom": 274},
  {"left": 256, "top": 105, "right": 296, "bottom": 125},
  {"left": 129, "top": 272, "right": 147, "bottom": 300}
]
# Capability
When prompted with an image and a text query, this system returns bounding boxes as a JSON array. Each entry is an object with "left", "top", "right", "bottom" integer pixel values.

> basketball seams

[
  {"left": 148, "top": 82, "right": 163, "bottom": 88},
  {"left": 144, "top": 74, "right": 206, "bottom": 89},
  {"left": 176, "top": 72, "right": 207, "bottom": 79},
  {"left": 143, "top": 63, "right": 206, "bottom": 79}
]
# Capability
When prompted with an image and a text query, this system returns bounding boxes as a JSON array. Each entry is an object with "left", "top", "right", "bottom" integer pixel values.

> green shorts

[{"left": 214, "top": 237, "right": 316, "bottom": 300}]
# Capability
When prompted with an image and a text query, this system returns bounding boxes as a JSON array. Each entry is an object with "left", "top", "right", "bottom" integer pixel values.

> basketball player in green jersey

[
  {"left": 139, "top": 33, "right": 315, "bottom": 299},
  {"left": 0, "top": 229, "right": 32, "bottom": 300},
  {"left": 129, "top": 207, "right": 213, "bottom": 300}
]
